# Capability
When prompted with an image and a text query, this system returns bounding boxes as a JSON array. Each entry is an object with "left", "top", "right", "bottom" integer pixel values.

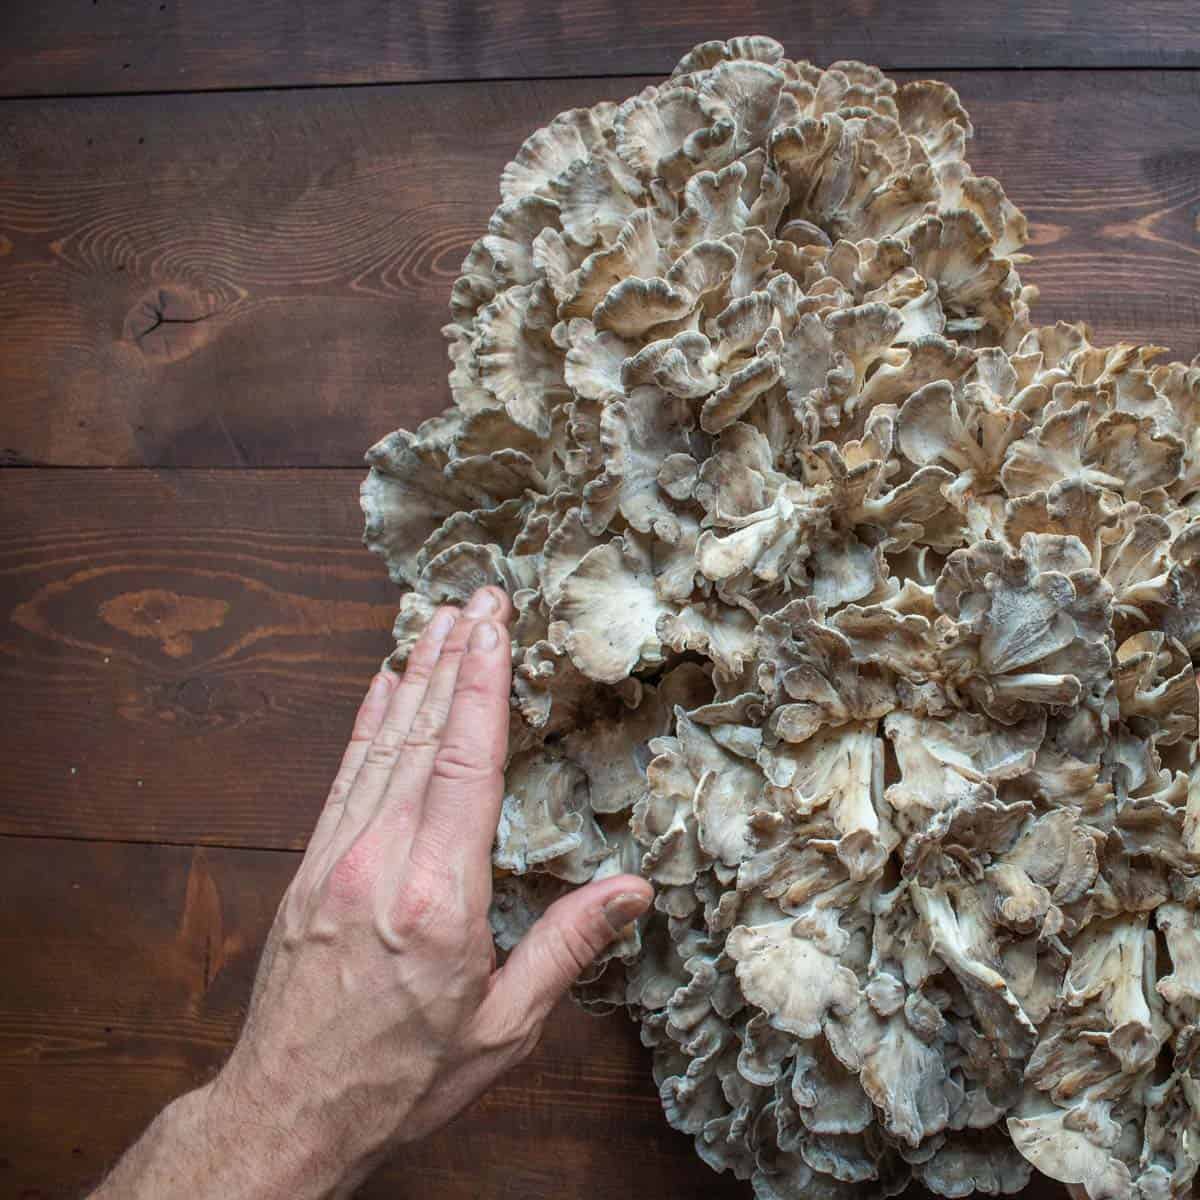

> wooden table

[{"left": 1, "top": 3, "right": 1196, "bottom": 1196}]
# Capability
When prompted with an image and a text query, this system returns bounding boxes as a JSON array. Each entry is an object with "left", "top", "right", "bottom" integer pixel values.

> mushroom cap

[{"left": 364, "top": 35, "right": 1200, "bottom": 1200}]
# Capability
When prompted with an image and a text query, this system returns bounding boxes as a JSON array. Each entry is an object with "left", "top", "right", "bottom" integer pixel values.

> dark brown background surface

[{"left": 2, "top": 3, "right": 1194, "bottom": 1196}]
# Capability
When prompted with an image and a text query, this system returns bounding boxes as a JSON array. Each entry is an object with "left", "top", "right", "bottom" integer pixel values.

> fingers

[
  {"left": 300, "top": 668, "right": 398, "bottom": 870},
  {"left": 328, "top": 605, "right": 461, "bottom": 848},
  {"left": 368, "top": 588, "right": 512, "bottom": 851},
  {"left": 409, "top": 613, "right": 512, "bottom": 886},
  {"left": 481, "top": 875, "right": 653, "bottom": 1033}
]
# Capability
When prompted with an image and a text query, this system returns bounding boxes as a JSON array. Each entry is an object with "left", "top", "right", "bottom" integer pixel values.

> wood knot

[
  {"left": 123, "top": 284, "right": 226, "bottom": 363},
  {"left": 98, "top": 589, "right": 229, "bottom": 658}
]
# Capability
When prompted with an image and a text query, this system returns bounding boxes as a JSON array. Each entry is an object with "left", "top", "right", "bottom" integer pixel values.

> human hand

[{"left": 93, "top": 586, "right": 652, "bottom": 1199}]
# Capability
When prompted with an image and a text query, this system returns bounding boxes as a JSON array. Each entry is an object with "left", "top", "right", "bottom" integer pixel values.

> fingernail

[
  {"left": 603, "top": 891, "right": 650, "bottom": 933},
  {"left": 367, "top": 672, "right": 391, "bottom": 701},
  {"left": 469, "top": 621, "right": 499, "bottom": 652},
  {"left": 429, "top": 610, "right": 456, "bottom": 641},
  {"left": 464, "top": 588, "right": 500, "bottom": 618}
]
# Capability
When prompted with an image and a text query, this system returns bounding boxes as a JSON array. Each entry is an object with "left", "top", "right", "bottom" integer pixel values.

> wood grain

[
  {"left": 0, "top": 469, "right": 400, "bottom": 847},
  {"left": 0, "top": 6, "right": 1179, "bottom": 1197},
  {"left": 2, "top": 71, "right": 1199, "bottom": 468},
  {"left": 1, "top": 0, "right": 1198, "bottom": 96},
  {"left": 0, "top": 834, "right": 748, "bottom": 1200},
  {"left": 0, "top": 832, "right": 1073, "bottom": 1199}
]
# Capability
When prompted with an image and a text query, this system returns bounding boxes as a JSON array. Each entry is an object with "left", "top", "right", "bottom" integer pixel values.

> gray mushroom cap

[{"left": 362, "top": 34, "right": 1200, "bottom": 1200}]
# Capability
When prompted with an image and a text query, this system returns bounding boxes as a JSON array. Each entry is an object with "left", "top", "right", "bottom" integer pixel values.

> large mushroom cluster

[{"left": 361, "top": 36, "right": 1200, "bottom": 1200}]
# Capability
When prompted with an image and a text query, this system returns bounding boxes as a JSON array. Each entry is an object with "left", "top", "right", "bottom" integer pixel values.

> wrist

[
  {"left": 192, "top": 1065, "right": 363, "bottom": 1200},
  {"left": 91, "top": 1075, "right": 346, "bottom": 1200}
]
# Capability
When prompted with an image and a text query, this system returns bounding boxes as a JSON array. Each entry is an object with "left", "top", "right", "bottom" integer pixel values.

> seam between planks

[
  {"left": 0, "top": 829, "right": 306, "bottom": 855},
  {"left": 0, "top": 463, "right": 373, "bottom": 471},
  {"left": 3, "top": 63, "right": 1200, "bottom": 105}
]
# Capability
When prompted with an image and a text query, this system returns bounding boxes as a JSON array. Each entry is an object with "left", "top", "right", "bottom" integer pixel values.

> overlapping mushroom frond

[{"left": 362, "top": 35, "right": 1200, "bottom": 1200}]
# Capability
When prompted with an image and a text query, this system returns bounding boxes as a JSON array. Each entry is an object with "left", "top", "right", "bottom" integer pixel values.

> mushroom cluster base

[{"left": 361, "top": 36, "right": 1200, "bottom": 1200}]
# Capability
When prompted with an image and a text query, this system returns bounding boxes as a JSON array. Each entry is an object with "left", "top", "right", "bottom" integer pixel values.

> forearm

[{"left": 89, "top": 1075, "right": 360, "bottom": 1200}]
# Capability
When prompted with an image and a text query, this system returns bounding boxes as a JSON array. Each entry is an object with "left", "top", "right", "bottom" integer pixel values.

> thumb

[{"left": 487, "top": 874, "right": 653, "bottom": 1028}]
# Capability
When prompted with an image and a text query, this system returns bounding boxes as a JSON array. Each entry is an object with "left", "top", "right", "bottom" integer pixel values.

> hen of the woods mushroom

[{"left": 361, "top": 36, "right": 1200, "bottom": 1200}]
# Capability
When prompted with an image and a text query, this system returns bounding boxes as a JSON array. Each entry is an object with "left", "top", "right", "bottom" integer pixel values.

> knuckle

[
  {"left": 325, "top": 837, "right": 381, "bottom": 908},
  {"left": 325, "top": 773, "right": 353, "bottom": 806},
  {"left": 483, "top": 1013, "right": 542, "bottom": 1062},
  {"left": 401, "top": 656, "right": 434, "bottom": 686},
  {"left": 388, "top": 876, "right": 453, "bottom": 940},
  {"left": 404, "top": 708, "right": 447, "bottom": 752},
  {"left": 546, "top": 919, "right": 604, "bottom": 980},
  {"left": 430, "top": 741, "right": 496, "bottom": 787},
  {"left": 362, "top": 739, "right": 400, "bottom": 770},
  {"left": 452, "top": 671, "right": 495, "bottom": 701},
  {"left": 439, "top": 638, "right": 468, "bottom": 662},
  {"left": 406, "top": 830, "right": 463, "bottom": 887},
  {"left": 370, "top": 715, "right": 409, "bottom": 751},
  {"left": 348, "top": 715, "right": 377, "bottom": 744}
]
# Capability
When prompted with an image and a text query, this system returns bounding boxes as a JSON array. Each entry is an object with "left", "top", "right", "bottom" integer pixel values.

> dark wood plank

[
  {"left": 0, "top": 469, "right": 399, "bottom": 847},
  {"left": 1, "top": 0, "right": 1198, "bottom": 96},
  {"left": 0, "top": 834, "right": 745, "bottom": 1200},
  {"left": 2, "top": 71, "right": 1199, "bottom": 468},
  {"left": 0, "top": 834, "right": 1074, "bottom": 1199}
]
